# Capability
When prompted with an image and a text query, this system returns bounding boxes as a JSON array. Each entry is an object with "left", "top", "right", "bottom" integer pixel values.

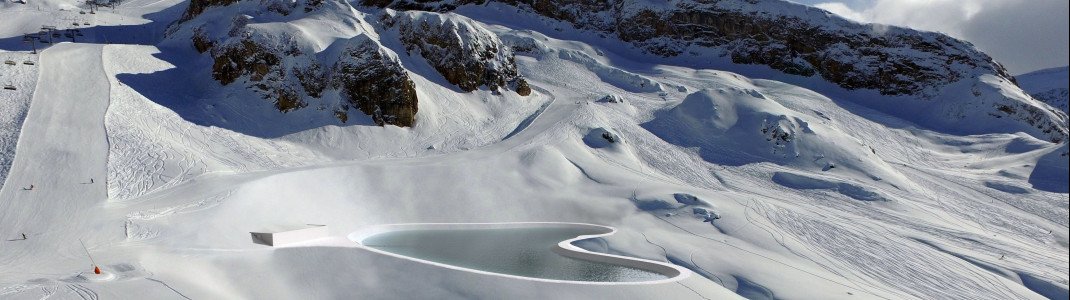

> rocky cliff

[
  {"left": 170, "top": 0, "right": 534, "bottom": 127},
  {"left": 385, "top": 10, "right": 530, "bottom": 95},
  {"left": 172, "top": 0, "right": 423, "bottom": 126},
  {"left": 333, "top": 37, "right": 420, "bottom": 126},
  {"left": 362, "top": 0, "right": 1067, "bottom": 142}
]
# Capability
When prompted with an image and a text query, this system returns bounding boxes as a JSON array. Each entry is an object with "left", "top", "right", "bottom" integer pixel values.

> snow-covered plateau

[{"left": 0, "top": 0, "right": 1067, "bottom": 299}]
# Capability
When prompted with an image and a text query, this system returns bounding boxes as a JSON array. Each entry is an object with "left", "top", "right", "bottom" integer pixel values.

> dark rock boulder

[
  {"left": 386, "top": 11, "right": 530, "bottom": 95},
  {"left": 172, "top": 0, "right": 422, "bottom": 127},
  {"left": 333, "top": 38, "right": 420, "bottom": 127}
]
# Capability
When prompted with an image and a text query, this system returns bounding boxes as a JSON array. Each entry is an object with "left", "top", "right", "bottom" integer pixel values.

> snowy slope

[
  {"left": 370, "top": 0, "right": 1069, "bottom": 143},
  {"left": 1018, "top": 66, "right": 1069, "bottom": 114},
  {"left": 0, "top": 0, "right": 1068, "bottom": 299},
  {"left": 0, "top": 51, "right": 37, "bottom": 191}
]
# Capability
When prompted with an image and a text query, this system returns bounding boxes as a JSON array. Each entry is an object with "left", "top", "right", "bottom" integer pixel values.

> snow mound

[
  {"left": 1028, "top": 144, "right": 1069, "bottom": 193},
  {"left": 772, "top": 172, "right": 888, "bottom": 202},
  {"left": 643, "top": 87, "right": 909, "bottom": 188},
  {"left": 582, "top": 127, "right": 621, "bottom": 149},
  {"left": 557, "top": 49, "right": 662, "bottom": 93}
]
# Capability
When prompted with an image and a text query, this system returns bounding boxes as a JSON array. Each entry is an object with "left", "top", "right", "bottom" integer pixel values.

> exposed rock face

[
  {"left": 1017, "top": 67, "right": 1070, "bottom": 115},
  {"left": 172, "top": 0, "right": 421, "bottom": 127},
  {"left": 173, "top": 0, "right": 547, "bottom": 128},
  {"left": 333, "top": 39, "right": 419, "bottom": 126},
  {"left": 363, "top": 0, "right": 1067, "bottom": 142},
  {"left": 181, "top": 0, "right": 241, "bottom": 21},
  {"left": 386, "top": 11, "right": 529, "bottom": 94},
  {"left": 365, "top": 0, "right": 1005, "bottom": 97},
  {"left": 514, "top": 78, "right": 531, "bottom": 96},
  {"left": 210, "top": 38, "right": 309, "bottom": 113},
  {"left": 1032, "top": 89, "right": 1069, "bottom": 115},
  {"left": 205, "top": 33, "right": 419, "bottom": 126},
  {"left": 211, "top": 40, "right": 280, "bottom": 86}
]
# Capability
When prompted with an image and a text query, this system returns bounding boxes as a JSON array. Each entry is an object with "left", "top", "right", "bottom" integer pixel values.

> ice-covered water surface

[{"left": 361, "top": 227, "right": 670, "bottom": 282}]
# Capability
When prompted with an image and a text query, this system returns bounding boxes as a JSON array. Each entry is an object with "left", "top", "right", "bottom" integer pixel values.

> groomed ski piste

[{"left": 1, "top": 0, "right": 1067, "bottom": 299}]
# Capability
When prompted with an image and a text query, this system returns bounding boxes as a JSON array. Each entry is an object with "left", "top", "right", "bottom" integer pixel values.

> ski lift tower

[
  {"left": 86, "top": 0, "right": 97, "bottom": 14},
  {"left": 41, "top": 26, "right": 57, "bottom": 45},
  {"left": 23, "top": 34, "right": 40, "bottom": 54}
]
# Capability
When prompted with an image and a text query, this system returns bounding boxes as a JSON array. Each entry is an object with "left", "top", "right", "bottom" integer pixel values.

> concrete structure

[{"left": 250, "top": 224, "right": 328, "bottom": 246}]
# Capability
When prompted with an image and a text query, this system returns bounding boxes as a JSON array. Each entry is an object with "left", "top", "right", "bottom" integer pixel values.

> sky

[{"left": 793, "top": 0, "right": 1069, "bottom": 75}]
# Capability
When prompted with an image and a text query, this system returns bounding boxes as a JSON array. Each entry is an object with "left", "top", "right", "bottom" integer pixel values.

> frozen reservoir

[{"left": 356, "top": 224, "right": 680, "bottom": 283}]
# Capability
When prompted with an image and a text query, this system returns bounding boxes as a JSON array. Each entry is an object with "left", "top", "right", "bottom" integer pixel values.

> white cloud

[
  {"left": 812, "top": 2, "right": 866, "bottom": 22},
  {"left": 808, "top": 0, "right": 1069, "bottom": 74}
]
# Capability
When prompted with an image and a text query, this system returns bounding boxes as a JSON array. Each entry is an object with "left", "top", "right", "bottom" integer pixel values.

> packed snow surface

[{"left": 0, "top": 0, "right": 1067, "bottom": 299}]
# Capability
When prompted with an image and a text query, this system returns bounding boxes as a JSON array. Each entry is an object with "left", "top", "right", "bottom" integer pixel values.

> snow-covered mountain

[
  {"left": 1018, "top": 66, "right": 1069, "bottom": 115},
  {"left": 0, "top": 0, "right": 1067, "bottom": 299},
  {"left": 362, "top": 0, "right": 1068, "bottom": 143}
]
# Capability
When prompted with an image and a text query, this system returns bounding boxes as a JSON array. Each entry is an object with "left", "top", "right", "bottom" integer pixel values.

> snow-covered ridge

[
  {"left": 1, "top": 0, "right": 1067, "bottom": 299},
  {"left": 168, "top": 0, "right": 426, "bottom": 126},
  {"left": 169, "top": 0, "right": 536, "bottom": 127},
  {"left": 1018, "top": 66, "right": 1069, "bottom": 115},
  {"left": 363, "top": 0, "right": 1068, "bottom": 142}
]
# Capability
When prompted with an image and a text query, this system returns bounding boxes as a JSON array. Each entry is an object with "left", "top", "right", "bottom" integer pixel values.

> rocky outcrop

[
  {"left": 386, "top": 11, "right": 530, "bottom": 94},
  {"left": 181, "top": 0, "right": 326, "bottom": 20},
  {"left": 1032, "top": 89, "right": 1069, "bottom": 115},
  {"left": 365, "top": 0, "right": 1006, "bottom": 97},
  {"left": 204, "top": 33, "right": 419, "bottom": 126},
  {"left": 333, "top": 39, "right": 419, "bottom": 126},
  {"left": 173, "top": 0, "right": 421, "bottom": 127},
  {"left": 1017, "top": 67, "right": 1069, "bottom": 115},
  {"left": 173, "top": 0, "right": 553, "bottom": 128},
  {"left": 210, "top": 38, "right": 311, "bottom": 113},
  {"left": 363, "top": 0, "right": 1067, "bottom": 142},
  {"left": 180, "top": 0, "right": 241, "bottom": 21}
]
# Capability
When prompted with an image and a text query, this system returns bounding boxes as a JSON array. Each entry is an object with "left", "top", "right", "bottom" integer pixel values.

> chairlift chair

[
  {"left": 3, "top": 85, "right": 15, "bottom": 91},
  {"left": 23, "top": 61, "right": 34, "bottom": 65},
  {"left": 4, "top": 60, "right": 15, "bottom": 66}
]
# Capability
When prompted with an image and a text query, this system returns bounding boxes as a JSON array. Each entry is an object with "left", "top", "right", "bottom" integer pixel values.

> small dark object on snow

[
  {"left": 675, "top": 193, "right": 702, "bottom": 205},
  {"left": 601, "top": 131, "right": 617, "bottom": 143}
]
